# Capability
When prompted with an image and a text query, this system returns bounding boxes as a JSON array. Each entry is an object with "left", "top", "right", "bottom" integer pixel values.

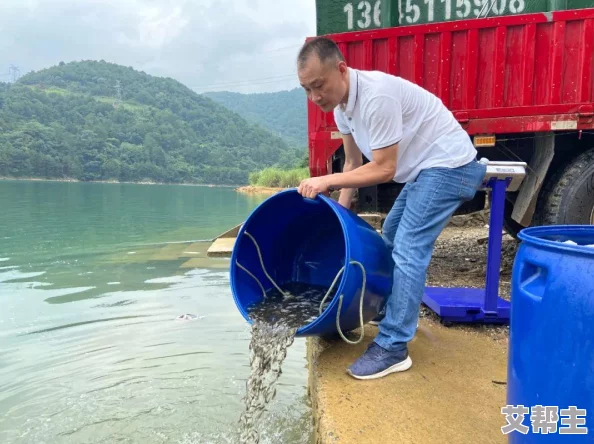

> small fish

[{"left": 175, "top": 313, "right": 198, "bottom": 320}]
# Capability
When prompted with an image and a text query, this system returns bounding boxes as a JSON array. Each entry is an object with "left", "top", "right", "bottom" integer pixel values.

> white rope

[
  {"left": 236, "top": 231, "right": 368, "bottom": 345},
  {"left": 241, "top": 231, "right": 291, "bottom": 298},
  {"left": 236, "top": 262, "right": 267, "bottom": 299}
]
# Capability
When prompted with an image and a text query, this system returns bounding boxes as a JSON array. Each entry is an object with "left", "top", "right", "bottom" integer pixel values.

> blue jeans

[{"left": 374, "top": 159, "right": 487, "bottom": 351}]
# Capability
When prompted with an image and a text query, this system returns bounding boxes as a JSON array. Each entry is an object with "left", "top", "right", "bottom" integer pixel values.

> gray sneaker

[{"left": 347, "top": 342, "right": 412, "bottom": 380}]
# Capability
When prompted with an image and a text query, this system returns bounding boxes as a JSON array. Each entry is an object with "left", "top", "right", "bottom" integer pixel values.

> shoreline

[
  {"left": 0, "top": 177, "right": 302, "bottom": 194},
  {"left": 0, "top": 177, "right": 240, "bottom": 188},
  {"left": 234, "top": 185, "right": 288, "bottom": 195}
]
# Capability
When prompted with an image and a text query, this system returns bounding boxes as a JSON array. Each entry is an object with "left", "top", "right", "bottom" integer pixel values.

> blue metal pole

[{"left": 484, "top": 179, "right": 507, "bottom": 315}]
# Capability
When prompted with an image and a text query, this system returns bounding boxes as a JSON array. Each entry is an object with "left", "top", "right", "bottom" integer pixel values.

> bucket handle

[
  {"left": 318, "top": 260, "right": 367, "bottom": 345},
  {"left": 518, "top": 257, "right": 549, "bottom": 302}
]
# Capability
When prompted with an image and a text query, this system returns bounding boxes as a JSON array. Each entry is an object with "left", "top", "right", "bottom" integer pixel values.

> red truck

[{"left": 306, "top": 7, "right": 594, "bottom": 235}]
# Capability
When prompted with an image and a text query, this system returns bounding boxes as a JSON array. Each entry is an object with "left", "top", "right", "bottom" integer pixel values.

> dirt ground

[{"left": 307, "top": 216, "right": 518, "bottom": 444}]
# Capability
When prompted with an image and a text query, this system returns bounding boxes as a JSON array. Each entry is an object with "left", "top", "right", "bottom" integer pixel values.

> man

[{"left": 296, "top": 37, "right": 487, "bottom": 380}]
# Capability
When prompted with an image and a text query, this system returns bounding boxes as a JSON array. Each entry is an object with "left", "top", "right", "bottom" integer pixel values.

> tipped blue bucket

[
  {"left": 230, "top": 188, "right": 393, "bottom": 337},
  {"left": 507, "top": 225, "right": 594, "bottom": 442}
]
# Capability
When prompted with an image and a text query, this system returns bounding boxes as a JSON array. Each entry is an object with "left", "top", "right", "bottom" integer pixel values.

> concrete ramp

[
  {"left": 206, "top": 237, "right": 236, "bottom": 257},
  {"left": 307, "top": 319, "right": 508, "bottom": 444},
  {"left": 206, "top": 223, "right": 242, "bottom": 257}
]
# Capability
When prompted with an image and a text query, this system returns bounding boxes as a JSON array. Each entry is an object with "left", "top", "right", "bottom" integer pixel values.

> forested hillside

[
  {"left": 0, "top": 61, "right": 305, "bottom": 185},
  {"left": 203, "top": 88, "right": 307, "bottom": 148}
]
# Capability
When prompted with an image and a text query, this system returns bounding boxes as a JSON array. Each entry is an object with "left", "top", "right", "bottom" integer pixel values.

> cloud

[{"left": 0, "top": 0, "right": 316, "bottom": 93}]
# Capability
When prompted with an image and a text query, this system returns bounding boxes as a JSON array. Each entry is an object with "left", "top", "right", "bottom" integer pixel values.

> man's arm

[
  {"left": 337, "top": 134, "right": 363, "bottom": 209},
  {"left": 297, "top": 143, "right": 397, "bottom": 200},
  {"left": 327, "top": 143, "right": 397, "bottom": 190}
]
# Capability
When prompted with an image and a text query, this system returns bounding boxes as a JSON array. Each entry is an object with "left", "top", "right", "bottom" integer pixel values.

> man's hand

[{"left": 297, "top": 176, "right": 330, "bottom": 199}]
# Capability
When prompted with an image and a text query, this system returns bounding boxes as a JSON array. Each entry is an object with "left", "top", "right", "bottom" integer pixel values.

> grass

[
  {"left": 43, "top": 87, "right": 70, "bottom": 95},
  {"left": 249, "top": 167, "right": 309, "bottom": 188}
]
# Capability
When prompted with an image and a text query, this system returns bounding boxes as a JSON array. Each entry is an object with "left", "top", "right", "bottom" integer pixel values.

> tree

[{"left": 1, "top": 60, "right": 303, "bottom": 185}]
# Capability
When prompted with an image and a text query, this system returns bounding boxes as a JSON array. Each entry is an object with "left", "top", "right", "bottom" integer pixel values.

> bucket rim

[
  {"left": 518, "top": 224, "right": 594, "bottom": 255},
  {"left": 229, "top": 188, "right": 352, "bottom": 335}
]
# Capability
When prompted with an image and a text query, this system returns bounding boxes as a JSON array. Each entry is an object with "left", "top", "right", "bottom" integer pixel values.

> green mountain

[
  {"left": 203, "top": 88, "right": 308, "bottom": 148},
  {"left": 0, "top": 61, "right": 305, "bottom": 185}
]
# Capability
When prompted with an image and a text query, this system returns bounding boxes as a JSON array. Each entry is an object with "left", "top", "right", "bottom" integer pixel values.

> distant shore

[
  {"left": 0, "top": 177, "right": 238, "bottom": 187},
  {"left": 235, "top": 185, "right": 287, "bottom": 195},
  {"left": 0, "top": 177, "right": 302, "bottom": 193}
]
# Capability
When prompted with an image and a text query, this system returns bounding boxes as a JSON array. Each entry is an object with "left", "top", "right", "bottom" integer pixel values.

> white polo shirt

[{"left": 334, "top": 68, "right": 477, "bottom": 183}]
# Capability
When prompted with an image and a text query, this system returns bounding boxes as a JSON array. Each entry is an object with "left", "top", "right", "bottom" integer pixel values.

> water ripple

[
  {"left": 143, "top": 351, "right": 212, "bottom": 361},
  {"left": 22, "top": 315, "right": 154, "bottom": 335},
  {"left": 85, "top": 376, "right": 146, "bottom": 394}
]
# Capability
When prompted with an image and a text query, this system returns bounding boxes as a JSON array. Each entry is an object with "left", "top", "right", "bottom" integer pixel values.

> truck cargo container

[
  {"left": 316, "top": 0, "right": 592, "bottom": 39},
  {"left": 306, "top": 7, "right": 594, "bottom": 235}
]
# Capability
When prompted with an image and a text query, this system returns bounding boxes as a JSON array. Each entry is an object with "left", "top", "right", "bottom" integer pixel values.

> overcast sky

[{"left": 0, "top": 0, "right": 316, "bottom": 94}]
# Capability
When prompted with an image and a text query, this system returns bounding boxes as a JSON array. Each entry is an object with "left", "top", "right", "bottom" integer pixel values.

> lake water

[{"left": 0, "top": 180, "right": 313, "bottom": 444}]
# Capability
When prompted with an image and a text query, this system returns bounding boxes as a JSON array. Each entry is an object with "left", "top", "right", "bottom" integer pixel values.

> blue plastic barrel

[
  {"left": 230, "top": 189, "right": 393, "bottom": 337},
  {"left": 507, "top": 225, "right": 594, "bottom": 442}
]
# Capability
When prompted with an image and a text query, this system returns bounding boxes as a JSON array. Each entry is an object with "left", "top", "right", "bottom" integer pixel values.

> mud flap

[{"left": 511, "top": 132, "right": 555, "bottom": 226}]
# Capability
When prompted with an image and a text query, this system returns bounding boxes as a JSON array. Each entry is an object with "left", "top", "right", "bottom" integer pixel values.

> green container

[
  {"left": 397, "top": 0, "right": 548, "bottom": 25},
  {"left": 565, "top": 0, "right": 593, "bottom": 10},
  {"left": 315, "top": 0, "right": 566, "bottom": 34},
  {"left": 316, "top": 0, "right": 400, "bottom": 35}
]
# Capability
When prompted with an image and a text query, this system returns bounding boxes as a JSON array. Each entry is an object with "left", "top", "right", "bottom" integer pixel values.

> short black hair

[{"left": 297, "top": 37, "right": 345, "bottom": 68}]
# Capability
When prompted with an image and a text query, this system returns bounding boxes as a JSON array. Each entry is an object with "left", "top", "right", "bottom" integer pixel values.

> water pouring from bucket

[{"left": 231, "top": 189, "right": 393, "bottom": 443}]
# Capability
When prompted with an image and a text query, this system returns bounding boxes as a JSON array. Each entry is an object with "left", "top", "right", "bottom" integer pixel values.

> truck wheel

[{"left": 535, "top": 148, "right": 594, "bottom": 226}]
